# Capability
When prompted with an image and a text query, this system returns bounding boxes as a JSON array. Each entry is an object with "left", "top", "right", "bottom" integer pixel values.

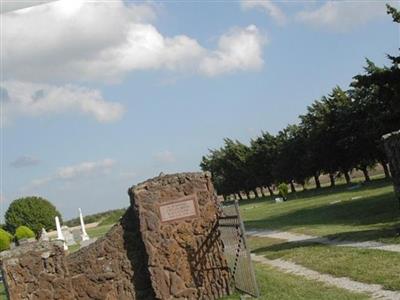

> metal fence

[{"left": 218, "top": 200, "right": 260, "bottom": 298}]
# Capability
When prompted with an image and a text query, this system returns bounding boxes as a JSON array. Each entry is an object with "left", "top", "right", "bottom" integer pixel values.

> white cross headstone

[
  {"left": 79, "top": 208, "right": 90, "bottom": 242},
  {"left": 55, "top": 216, "right": 68, "bottom": 250},
  {"left": 39, "top": 228, "right": 49, "bottom": 241}
]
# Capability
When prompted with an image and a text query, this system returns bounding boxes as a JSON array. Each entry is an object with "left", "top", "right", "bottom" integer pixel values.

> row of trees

[{"left": 201, "top": 5, "right": 400, "bottom": 199}]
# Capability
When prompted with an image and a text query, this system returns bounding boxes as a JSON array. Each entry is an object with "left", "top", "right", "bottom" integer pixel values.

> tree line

[{"left": 200, "top": 5, "right": 400, "bottom": 200}]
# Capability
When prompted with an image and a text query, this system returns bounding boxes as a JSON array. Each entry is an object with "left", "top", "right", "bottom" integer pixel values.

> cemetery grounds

[
  {"left": 227, "top": 175, "right": 400, "bottom": 299},
  {"left": 1, "top": 175, "right": 398, "bottom": 299}
]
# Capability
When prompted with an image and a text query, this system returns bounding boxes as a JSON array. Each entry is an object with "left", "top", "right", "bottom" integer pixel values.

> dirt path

[
  {"left": 247, "top": 229, "right": 400, "bottom": 253},
  {"left": 252, "top": 254, "right": 400, "bottom": 300}
]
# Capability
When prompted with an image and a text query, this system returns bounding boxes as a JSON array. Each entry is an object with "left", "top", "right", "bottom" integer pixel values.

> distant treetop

[{"left": 5, "top": 196, "right": 62, "bottom": 235}]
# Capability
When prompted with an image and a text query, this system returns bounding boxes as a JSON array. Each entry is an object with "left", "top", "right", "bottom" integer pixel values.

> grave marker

[
  {"left": 55, "top": 216, "right": 67, "bottom": 250},
  {"left": 79, "top": 208, "right": 90, "bottom": 241},
  {"left": 158, "top": 195, "right": 199, "bottom": 222},
  {"left": 129, "top": 172, "right": 232, "bottom": 300}
]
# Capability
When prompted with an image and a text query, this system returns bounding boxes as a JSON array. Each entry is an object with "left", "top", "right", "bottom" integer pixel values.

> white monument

[
  {"left": 39, "top": 228, "right": 49, "bottom": 241},
  {"left": 55, "top": 216, "right": 68, "bottom": 250},
  {"left": 62, "top": 226, "right": 76, "bottom": 246},
  {"left": 79, "top": 208, "right": 90, "bottom": 242}
]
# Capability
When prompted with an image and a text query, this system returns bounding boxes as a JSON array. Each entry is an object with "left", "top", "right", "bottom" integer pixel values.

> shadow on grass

[
  {"left": 323, "top": 227, "right": 400, "bottom": 243},
  {"left": 251, "top": 240, "right": 319, "bottom": 256},
  {"left": 244, "top": 189, "right": 399, "bottom": 230},
  {"left": 238, "top": 178, "right": 393, "bottom": 206},
  {"left": 287, "top": 178, "right": 394, "bottom": 201},
  {"left": 250, "top": 227, "right": 400, "bottom": 258}
]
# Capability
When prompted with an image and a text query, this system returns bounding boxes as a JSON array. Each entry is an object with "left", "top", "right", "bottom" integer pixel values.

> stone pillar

[
  {"left": 0, "top": 241, "right": 74, "bottom": 300},
  {"left": 383, "top": 130, "right": 400, "bottom": 200},
  {"left": 128, "top": 172, "right": 231, "bottom": 300}
]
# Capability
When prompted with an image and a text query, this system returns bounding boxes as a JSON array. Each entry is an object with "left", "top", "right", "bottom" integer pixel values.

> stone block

[{"left": 128, "top": 172, "right": 231, "bottom": 300}]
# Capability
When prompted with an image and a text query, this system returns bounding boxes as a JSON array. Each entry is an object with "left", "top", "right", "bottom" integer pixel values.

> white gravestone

[
  {"left": 55, "top": 216, "right": 68, "bottom": 250},
  {"left": 62, "top": 226, "right": 76, "bottom": 246},
  {"left": 79, "top": 208, "right": 90, "bottom": 242},
  {"left": 39, "top": 228, "right": 49, "bottom": 241}
]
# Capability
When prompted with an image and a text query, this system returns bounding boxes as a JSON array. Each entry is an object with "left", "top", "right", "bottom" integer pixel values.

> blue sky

[{"left": 1, "top": 0, "right": 399, "bottom": 220}]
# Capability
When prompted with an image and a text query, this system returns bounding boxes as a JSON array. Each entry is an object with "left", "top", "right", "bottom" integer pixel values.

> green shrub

[
  {"left": 278, "top": 183, "right": 289, "bottom": 200},
  {"left": 15, "top": 226, "right": 35, "bottom": 241},
  {"left": 5, "top": 196, "right": 62, "bottom": 235},
  {"left": 0, "top": 229, "right": 13, "bottom": 251}
]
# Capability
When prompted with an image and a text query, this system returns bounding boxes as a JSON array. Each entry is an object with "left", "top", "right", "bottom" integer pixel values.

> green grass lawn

[
  {"left": 240, "top": 178, "right": 400, "bottom": 244},
  {"left": 248, "top": 236, "right": 400, "bottom": 291},
  {"left": 222, "top": 262, "right": 369, "bottom": 300},
  {"left": 0, "top": 283, "right": 6, "bottom": 300},
  {"left": 86, "top": 223, "right": 114, "bottom": 238},
  {"left": 68, "top": 243, "right": 81, "bottom": 253}
]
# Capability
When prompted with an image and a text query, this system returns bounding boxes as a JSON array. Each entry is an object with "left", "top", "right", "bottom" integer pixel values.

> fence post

[{"left": 234, "top": 200, "right": 260, "bottom": 298}]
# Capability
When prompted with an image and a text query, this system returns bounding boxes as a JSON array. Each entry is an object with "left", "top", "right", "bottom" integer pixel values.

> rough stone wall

[
  {"left": 0, "top": 241, "right": 74, "bottom": 300},
  {"left": 67, "top": 207, "right": 154, "bottom": 300},
  {"left": 129, "top": 172, "right": 231, "bottom": 300},
  {"left": 1, "top": 209, "right": 154, "bottom": 300},
  {"left": 383, "top": 130, "right": 400, "bottom": 197},
  {"left": 1, "top": 172, "right": 231, "bottom": 300}
]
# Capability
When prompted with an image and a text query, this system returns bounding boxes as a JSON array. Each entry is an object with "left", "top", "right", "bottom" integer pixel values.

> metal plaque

[{"left": 159, "top": 195, "right": 198, "bottom": 222}]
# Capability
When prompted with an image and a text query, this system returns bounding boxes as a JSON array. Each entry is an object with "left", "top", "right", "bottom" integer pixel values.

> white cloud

[
  {"left": 241, "top": 0, "right": 287, "bottom": 25},
  {"left": 56, "top": 159, "right": 115, "bottom": 179},
  {"left": 119, "top": 171, "right": 137, "bottom": 180},
  {"left": 0, "top": 0, "right": 57, "bottom": 14},
  {"left": 296, "top": 1, "right": 389, "bottom": 32},
  {"left": 1, "top": 81, "right": 124, "bottom": 123},
  {"left": 29, "top": 177, "right": 52, "bottom": 188},
  {"left": 3, "top": 0, "right": 265, "bottom": 81},
  {"left": 154, "top": 151, "right": 176, "bottom": 164},
  {"left": 200, "top": 25, "right": 265, "bottom": 76},
  {"left": 10, "top": 155, "right": 41, "bottom": 168},
  {"left": 26, "top": 159, "right": 116, "bottom": 189}
]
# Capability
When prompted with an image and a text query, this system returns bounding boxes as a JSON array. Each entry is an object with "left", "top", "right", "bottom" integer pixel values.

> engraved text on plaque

[{"left": 159, "top": 196, "right": 198, "bottom": 222}]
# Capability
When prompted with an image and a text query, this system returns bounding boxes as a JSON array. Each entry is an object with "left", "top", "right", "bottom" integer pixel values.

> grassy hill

[{"left": 64, "top": 208, "right": 126, "bottom": 227}]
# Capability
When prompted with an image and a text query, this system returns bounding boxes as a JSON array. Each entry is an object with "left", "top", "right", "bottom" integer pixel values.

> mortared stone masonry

[
  {"left": 0, "top": 172, "right": 231, "bottom": 300},
  {"left": 0, "top": 241, "right": 74, "bottom": 300},
  {"left": 129, "top": 172, "right": 231, "bottom": 300}
]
